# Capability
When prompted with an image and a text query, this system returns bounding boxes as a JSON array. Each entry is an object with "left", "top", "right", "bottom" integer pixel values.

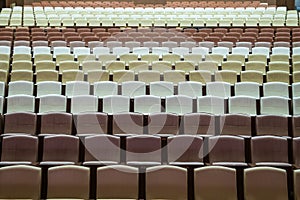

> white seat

[
  {"left": 232, "top": 47, "right": 250, "bottom": 58},
  {"left": 73, "top": 47, "right": 91, "bottom": 59},
  {"left": 272, "top": 47, "right": 290, "bottom": 57},
  {"left": 121, "top": 81, "right": 146, "bottom": 97},
  {"left": 293, "top": 47, "right": 300, "bottom": 55},
  {"left": 206, "top": 82, "right": 231, "bottom": 98},
  {"left": 211, "top": 47, "right": 229, "bottom": 59},
  {"left": 177, "top": 81, "right": 202, "bottom": 97},
  {"left": 13, "top": 46, "right": 31, "bottom": 55},
  {"left": 165, "top": 95, "right": 193, "bottom": 114},
  {"left": 197, "top": 96, "right": 225, "bottom": 115},
  {"left": 53, "top": 47, "right": 71, "bottom": 58},
  {"left": 134, "top": 95, "right": 161, "bottom": 114},
  {"left": 36, "top": 81, "right": 62, "bottom": 97},
  {"left": 171, "top": 47, "right": 189, "bottom": 57},
  {"left": 102, "top": 95, "right": 130, "bottom": 114},
  {"left": 33, "top": 46, "right": 51, "bottom": 58},
  {"left": 112, "top": 47, "right": 130, "bottom": 56},
  {"left": 252, "top": 47, "right": 270, "bottom": 58},
  {"left": 71, "top": 95, "right": 98, "bottom": 114},
  {"left": 229, "top": 96, "right": 257, "bottom": 115},
  {"left": 132, "top": 47, "right": 150, "bottom": 56},
  {"left": 8, "top": 81, "right": 33, "bottom": 96},
  {"left": 93, "top": 47, "right": 110, "bottom": 58},
  {"left": 0, "top": 46, "right": 11, "bottom": 55},
  {"left": 65, "top": 81, "right": 90, "bottom": 97},
  {"left": 292, "top": 82, "right": 300, "bottom": 98},
  {"left": 39, "top": 94, "right": 67, "bottom": 113},
  {"left": 263, "top": 82, "right": 289, "bottom": 98},
  {"left": 293, "top": 97, "right": 300, "bottom": 115},
  {"left": 150, "top": 81, "right": 174, "bottom": 97},
  {"left": 152, "top": 47, "right": 169, "bottom": 56},
  {"left": 235, "top": 82, "right": 260, "bottom": 99},
  {"left": 260, "top": 96, "right": 290, "bottom": 115},
  {"left": 6, "top": 94, "right": 35, "bottom": 113},
  {"left": 93, "top": 81, "right": 118, "bottom": 97}
]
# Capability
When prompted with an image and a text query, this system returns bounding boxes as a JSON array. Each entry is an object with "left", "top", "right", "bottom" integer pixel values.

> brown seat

[
  {"left": 183, "top": 113, "right": 216, "bottom": 135},
  {"left": 293, "top": 116, "right": 300, "bottom": 137},
  {"left": 41, "top": 135, "right": 80, "bottom": 165},
  {"left": 244, "top": 167, "right": 288, "bottom": 200},
  {"left": 112, "top": 112, "right": 144, "bottom": 135},
  {"left": 74, "top": 112, "right": 108, "bottom": 135},
  {"left": 126, "top": 135, "right": 161, "bottom": 166},
  {"left": 0, "top": 135, "right": 38, "bottom": 165},
  {"left": 47, "top": 165, "right": 89, "bottom": 199},
  {"left": 83, "top": 135, "right": 120, "bottom": 166},
  {"left": 40, "top": 112, "right": 72, "bottom": 135},
  {"left": 167, "top": 135, "right": 204, "bottom": 165},
  {"left": 4, "top": 112, "right": 36, "bottom": 135},
  {"left": 146, "top": 165, "right": 187, "bottom": 200},
  {"left": 194, "top": 166, "right": 238, "bottom": 200},
  {"left": 256, "top": 115, "right": 288, "bottom": 136},
  {"left": 0, "top": 165, "right": 41, "bottom": 200},
  {"left": 220, "top": 114, "right": 252, "bottom": 136},
  {"left": 208, "top": 135, "right": 247, "bottom": 167},
  {"left": 148, "top": 112, "right": 179, "bottom": 135},
  {"left": 293, "top": 137, "right": 300, "bottom": 168},
  {"left": 97, "top": 165, "right": 139, "bottom": 199},
  {"left": 251, "top": 135, "right": 290, "bottom": 167}
]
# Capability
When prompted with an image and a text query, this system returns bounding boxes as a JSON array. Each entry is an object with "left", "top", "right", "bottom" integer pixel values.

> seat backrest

[
  {"left": 146, "top": 165, "right": 187, "bottom": 200},
  {"left": 0, "top": 165, "right": 41, "bottom": 200},
  {"left": 47, "top": 165, "right": 89, "bottom": 199}
]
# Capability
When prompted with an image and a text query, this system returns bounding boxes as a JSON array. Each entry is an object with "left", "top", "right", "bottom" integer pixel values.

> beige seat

[
  {"left": 36, "top": 70, "right": 59, "bottom": 82},
  {"left": 245, "top": 61, "right": 266, "bottom": 75},
  {"left": 87, "top": 70, "right": 109, "bottom": 84},
  {"left": 138, "top": 70, "right": 161, "bottom": 84},
  {"left": 175, "top": 61, "right": 195, "bottom": 73},
  {"left": 240, "top": 70, "right": 264, "bottom": 84},
  {"left": 10, "top": 70, "right": 33, "bottom": 82},
  {"left": 221, "top": 61, "right": 243, "bottom": 74},
  {"left": 128, "top": 61, "right": 149, "bottom": 73},
  {"left": 112, "top": 70, "right": 134, "bottom": 83},
  {"left": 61, "top": 70, "right": 84, "bottom": 84},
  {"left": 267, "top": 70, "right": 290, "bottom": 84},
  {"left": 151, "top": 61, "right": 172, "bottom": 73},
  {"left": 59, "top": 61, "right": 79, "bottom": 73},
  {"left": 214, "top": 70, "right": 238, "bottom": 84},
  {"left": 163, "top": 70, "right": 185, "bottom": 84},
  {"left": 189, "top": 70, "right": 212, "bottom": 84}
]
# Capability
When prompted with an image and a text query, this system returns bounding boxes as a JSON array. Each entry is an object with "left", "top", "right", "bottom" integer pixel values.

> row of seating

[
  {"left": 4, "top": 31, "right": 300, "bottom": 47},
  {"left": 2, "top": 112, "right": 300, "bottom": 136},
  {"left": 6, "top": 81, "right": 300, "bottom": 98},
  {"left": 1, "top": 93, "right": 297, "bottom": 115},
  {"left": 1, "top": 164, "right": 296, "bottom": 200},
  {"left": 3, "top": 26, "right": 300, "bottom": 35},
  {"left": 0, "top": 134, "right": 300, "bottom": 166},
  {"left": 32, "top": 0, "right": 263, "bottom": 8},
  {"left": 2, "top": 17, "right": 298, "bottom": 28},
  {"left": 0, "top": 68, "right": 297, "bottom": 85},
  {"left": 3, "top": 45, "right": 299, "bottom": 57}
]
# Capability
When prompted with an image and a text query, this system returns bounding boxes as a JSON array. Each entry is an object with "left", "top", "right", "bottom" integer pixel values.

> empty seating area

[
  {"left": 0, "top": 3, "right": 298, "bottom": 27},
  {"left": 1, "top": 0, "right": 300, "bottom": 199}
]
